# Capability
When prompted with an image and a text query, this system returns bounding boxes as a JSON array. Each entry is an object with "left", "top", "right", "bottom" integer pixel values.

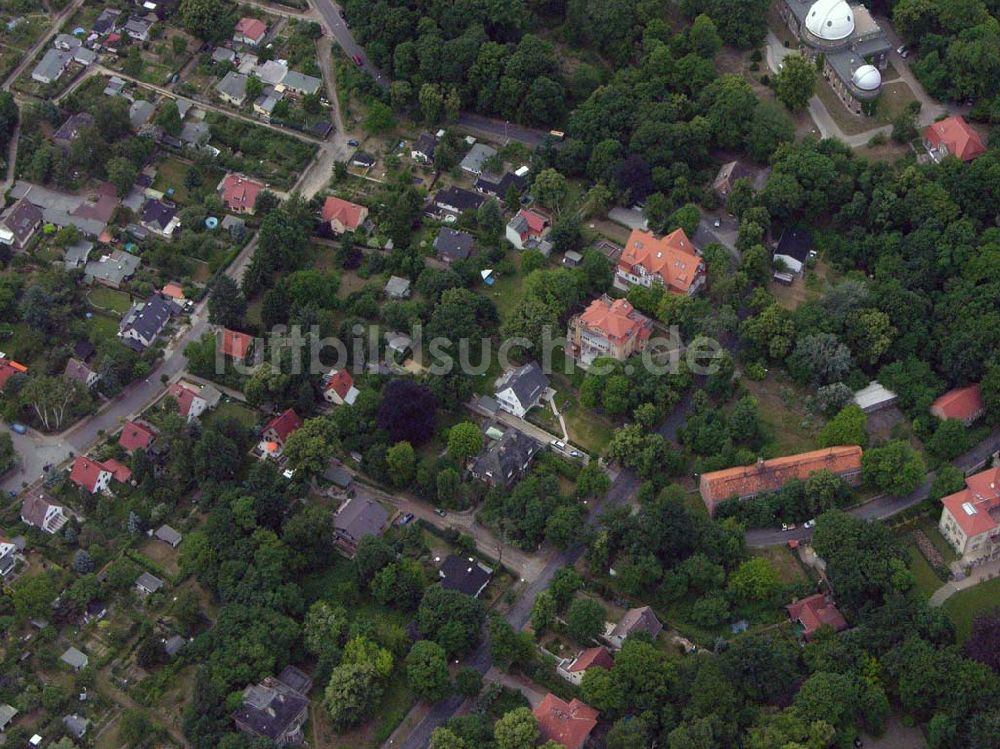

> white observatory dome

[
  {"left": 851, "top": 64, "right": 881, "bottom": 91},
  {"left": 805, "top": 0, "right": 855, "bottom": 41}
]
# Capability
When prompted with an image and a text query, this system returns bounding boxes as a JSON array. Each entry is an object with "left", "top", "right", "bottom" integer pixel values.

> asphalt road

[
  {"left": 311, "top": 0, "right": 389, "bottom": 88},
  {"left": 455, "top": 113, "right": 551, "bottom": 148}
]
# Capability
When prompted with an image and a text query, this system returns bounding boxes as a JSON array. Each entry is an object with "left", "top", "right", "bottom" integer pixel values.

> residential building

[
  {"left": 460, "top": 143, "right": 497, "bottom": 175},
  {"left": 698, "top": 446, "right": 864, "bottom": 515},
  {"left": 0, "top": 536, "right": 18, "bottom": 578},
  {"left": 567, "top": 295, "right": 653, "bottom": 366},
  {"left": 411, "top": 132, "right": 437, "bottom": 162},
  {"left": 786, "top": 593, "right": 848, "bottom": 640},
  {"left": 104, "top": 75, "right": 126, "bottom": 96},
  {"left": 938, "top": 466, "right": 1000, "bottom": 562},
  {"left": 433, "top": 228, "right": 474, "bottom": 263},
  {"left": 384, "top": 275, "right": 411, "bottom": 299},
  {"left": 160, "top": 282, "right": 186, "bottom": 304},
  {"left": 323, "top": 369, "right": 359, "bottom": 405},
  {"left": 119, "top": 295, "right": 178, "bottom": 350},
  {"left": 0, "top": 198, "right": 44, "bottom": 250},
  {"left": 212, "top": 46, "right": 236, "bottom": 64},
  {"left": 233, "top": 17, "right": 267, "bottom": 46},
  {"left": 136, "top": 571, "right": 164, "bottom": 595},
  {"left": 255, "top": 60, "right": 288, "bottom": 86},
  {"left": 280, "top": 71, "right": 322, "bottom": 96},
  {"left": 20, "top": 492, "right": 68, "bottom": 534},
  {"left": 475, "top": 166, "right": 529, "bottom": 198},
  {"left": 773, "top": 227, "right": 815, "bottom": 276},
  {"left": 166, "top": 382, "right": 209, "bottom": 422},
  {"left": 140, "top": 198, "right": 180, "bottom": 237},
  {"left": 494, "top": 361, "right": 549, "bottom": 418},
  {"left": 53, "top": 112, "right": 94, "bottom": 148},
  {"left": 123, "top": 16, "right": 153, "bottom": 42},
  {"left": 557, "top": 646, "right": 614, "bottom": 686},
  {"left": 438, "top": 555, "right": 492, "bottom": 598},
  {"left": 54, "top": 33, "right": 81, "bottom": 52},
  {"left": 533, "top": 694, "right": 599, "bottom": 749},
  {"left": 606, "top": 606, "right": 662, "bottom": 649},
  {"left": 232, "top": 673, "right": 310, "bottom": 746},
  {"left": 63, "top": 239, "right": 94, "bottom": 269},
  {"left": 321, "top": 195, "right": 368, "bottom": 234},
  {"left": 85, "top": 249, "right": 141, "bottom": 289},
  {"left": 924, "top": 115, "right": 986, "bottom": 163},
  {"left": 351, "top": 151, "right": 375, "bottom": 168},
  {"left": 615, "top": 228, "right": 705, "bottom": 295},
  {"left": 931, "top": 384, "right": 985, "bottom": 426},
  {"left": 129, "top": 99, "right": 155, "bottom": 130},
  {"left": 74, "top": 47, "right": 97, "bottom": 66},
  {"left": 219, "top": 174, "right": 265, "bottom": 214},
  {"left": 180, "top": 119, "right": 211, "bottom": 146},
  {"left": 119, "top": 420, "right": 157, "bottom": 454},
  {"left": 63, "top": 358, "right": 100, "bottom": 389},
  {"left": 505, "top": 209, "right": 549, "bottom": 250},
  {"left": 333, "top": 497, "right": 388, "bottom": 556},
  {"left": 60, "top": 647, "right": 89, "bottom": 672},
  {"left": 31, "top": 48, "right": 72, "bottom": 84},
  {"left": 217, "top": 71, "right": 249, "bottom": 106},
  {"left": 93, "top": 8, "right": 121, "bottom": 34},
  {"left": 0, "top": 358, "right": 27, "bottom": 390},
  {"left": 433, "top": 186, "right": 484, "bottom": 216},
  {"left": 776, "top": 0, "right": 891, "bottom": 115},
  {"left": 63, "top": 714, "right": 90, "bottom": 740},
  {"left": 563, "top": 250, "right": 583, "bottom": 267},
  {"left": 155, "top": 525, "right": 183, "bottom": 548},
  {"left": 713, "top": 160, "right": 769, "bottom": 198},
  {"left": 0, "top": 704, "right": 17, "bottom": 732},
  {"left": 69, "top": 455, "right": 131, "bottom": 494},
  {"left": 853, "top": 381, "right": 897, "bottom": 413},
  {"left": 471, "top": 428, "right": 542, "bottom": 488},
  {"left": 260, "top": 409, "right": 302, "bottom": 457},
  {"left": 218, "top": 328, "right": 254, "bottom": 362}
]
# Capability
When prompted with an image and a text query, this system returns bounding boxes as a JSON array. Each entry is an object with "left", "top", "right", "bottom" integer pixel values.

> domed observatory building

[{"left": 777, "top": 0, "right": 891, "bottom": 115}]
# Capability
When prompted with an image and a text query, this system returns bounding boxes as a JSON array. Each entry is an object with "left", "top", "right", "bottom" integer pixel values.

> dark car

[
  {"left": 352, "top": 54, "right": 363, "bottom": 66},
  {"left": 396, "top": 513, "right": 414, "bottom": 526}
]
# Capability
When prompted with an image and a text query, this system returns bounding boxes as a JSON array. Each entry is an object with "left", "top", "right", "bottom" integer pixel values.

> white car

[
  {"left": 803, "top": 518, "right": 816, "bottom": 529},
  {"left": 781, "top": 523, "right": 797, "bottom": 532},
  {"left": 551, "top": 440, "right": 566, "bottom": 450}
]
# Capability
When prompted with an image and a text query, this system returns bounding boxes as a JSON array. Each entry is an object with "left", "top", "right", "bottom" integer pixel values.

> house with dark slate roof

[
  {"left": 433, "top": 186, "right": 484, "bottom": 216},
  {"left": 433, "top": 228, "right": 474, "bottom": 263},
  {"left": 140, "top": 199, "right": 179, "bottom": 238},
  {"left": 411, "top": 132, "right": 437, "bottom": 163},
  {"left": 494, "top": 361, "right": 549, "bottom": 418},
  {"left": 333, "top": 497, "right": 388, "bottom": 557},
  {"left": 119, "top": 295, "right": 179, "bottom": 350},
  {"left": 475, "top": 167, "right": 528, "bottom": 198},
  {"left": 232, "top": 673, "right": 310, "bottom": 746},
  {"left": 471, "top": 428, "right": 542, "bottom": 488},
  {"left": 438, "top": 555, "right": 492, "bottom": 598},
  {"left": 53, "top": 112, "right": 94, "bottom": 148},
  {"left": 0, "top": 199, "right": 43, "bottom": 250}
]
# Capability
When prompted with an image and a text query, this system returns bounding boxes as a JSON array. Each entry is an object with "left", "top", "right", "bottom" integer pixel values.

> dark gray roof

[
  {"left": 775, "top": 227, "right": 813, "bottom": 263},
  {"left": 120, "top": 295, "right": 178, "bottom": 345},
  {"left": 277, "top": 666, "right": 313, "bottom": 695},
  {"left": 232, "top": 677, "right": 308, "bottom": 741},
  {"left": 322, "top": 464, "right": 353, "bottom": 487},
  {"left": 439, "top": 555, "right": 492, "bottom": 597},
  {"left": 136, "top": 571, "right": 164, "bottom": 592},
  {"left": 413, "top": 132, "right": 437, "bottom": 158},
  {"left": 460, "top": 143, "right": 497, "bottom": 174},
  {"left": 53, "top": 112, "right": 94, "bottom": 144},
  {"left": 216, "top": 71, "right": 248, "bottom": 102},
  {"left": 129, "top": 100, "right": 155, "bottom": 130},
  {"left": 497, "top": 362, "right": 548, "bottom": 409},
  {"left": 475, "top": 170, "right": 527, "bottom": 197},
  {"left": 64, "top": 239, "right": 94, "bottom": 269},
  {"left": 93, "top": 8, "right": 121, "bottom": 33},
  {"left": 63, "top": 714, "right": 89, "bottom": 739},
  {"left": 74, "top": 340, "right": 96, "bottom": 361},
  {"left": 434, "top": 186, "right": 484, "bottom": 214},
  {"left": 85, "top": 249, "right": 140, "bottom": 286},
  {"left": 141, "top": 199, "right": 177, "bottom": 231},
  {"left": 155, "top": 525, "right": 182, "bottom": 545},
  {"left": 333, "top": 497, "right": 388, "bottom": 544},
  {"left": 351, "top": 150, "right": 376, "bottom": 166},
  {"left": 471, "top": 428, "right": 542, "bottom": 487},
  {"left": 3, "top": 199, "right": 42, "bottom": 246},
  {"left": 433, "top": 228, "right": 474, "bottom": 262}
]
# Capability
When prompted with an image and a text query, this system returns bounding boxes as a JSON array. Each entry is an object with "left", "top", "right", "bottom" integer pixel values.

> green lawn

[
  {"left": 206, "top": 400, "right": 259, "bottom": 429},
  {"left": 906, "top": 545, "right": 945, "bottom": 601},
  {"left": 152, "top": 158, "right": 193, "bottom": 204},
  {"left": 942, "top": 576, "right": 1000, "bottom": 642},
  {"left": 86, "top": 314, "right": 120, "bottom": 341},
  {"left": 484, "top": 254, "right": 526, "bottom": 323},
  {"left": 87, "top": 287, "right": 132, "bottom": 314}
]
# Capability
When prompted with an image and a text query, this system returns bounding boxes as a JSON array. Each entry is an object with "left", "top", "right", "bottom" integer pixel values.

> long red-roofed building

[
  {"left": 939, "top": 465, "right": 1000, "bottom": 561},
  {"left": 615, "top": 228, "right": 705, "bottom": 295},
  {"left": 924, "top": 116, "right": 986, "bottom": 162},
  {"left": 930, "top": 384, "right": 985, "bottom": 426},
  {"left": 786, "top": 593, "right": 848, "bottom": 641},
  {"left": 532, "top": 694, "right": 599, "bottom": 749},
  {"left": 119, "top": 420, "right": 157, "bottom": 454},
  {"left": 69, "top": 455, "right": 132, "bottom": 494},
  {"left": 567, "top": 295, "right": 653, "bottom": 366}
]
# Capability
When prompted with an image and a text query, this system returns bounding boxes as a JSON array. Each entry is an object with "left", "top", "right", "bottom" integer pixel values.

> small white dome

[
  {"left": 805, "top": 0, "right": 855, "bottom": 41},
  {"left": 851, "top": 64, "right": 881, "bottom": 91}
]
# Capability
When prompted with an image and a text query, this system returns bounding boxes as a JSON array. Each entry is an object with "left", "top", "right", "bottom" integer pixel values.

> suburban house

[
  {"left": 63, "top": 358, "right": 100, "bottom": 389},
  {"left": 219, "top": 328, "right": 255, "bottom": 362},
  {"left": 60, "top": 647, "right": 89, "bottom": 672},
  {"left": 85, "top": 249, "right": 141, "bottom": 289},
  {"left": 773, "top": 227, "right": 815, "bottom": 277},
  {"left": 786, "top": 593, "right": 848, "bottom": 641},
  {"left": 129, "top": 99, "right": 155, "bottom": 130},
  {"left": 712, "top": 159, "right": 768, "bottom": 198},
  {"left": 533, "top": 694, "right": 599, "bottom": 749},
  {"left": 615, "top": 228, "right": 705, "bottom": 295},
  {"left": 494, "top": 361, "right": 549, "bottom": 418},
  {"left": 119, "top": 420, "right": 158, "bottom": 454},
  {"left": 605, "top": 606, "right": 662, "bottom": 649},
  {"left": 219, "top": 174, "right": 265, "bottom": 214},
  {"left": 938, "top": 465, "right": 1000, "bottom": 562},
  {"left": 0, "top": 537, "right": 17, "bottom": 578},
  {"left": 438, "top": 555, "right": 492, "bottom": 598},
  {"left": 557, "top": 646, "right": 614, "bottom": 686},
  {"left": 931, "top": 384, "right": 985, "bottom": 426},
  {"left": 280, "top": 71, "right": 322, "bottom": 96},
  {"left": 433, "top": 186, "right": 484, "bottom": 216},
  {"left": 567, "top": 295, "right": 654, "bottom": 366},
  {"left": 69, "top": 455, "right": 131, "bottom": 494},
  {"left": 166, "top": 382, "right": 209, "bottom": 422},
  {"left": 333, "top": 497, "right": 388, "bottom": 557},
  {"left": 433, "top": 228, "right": 474, "bottom": 263},
  {"left": 160, "top": 282, "right": 187, "bottom": 305},
  {"left": 475, "top": 166, "right": 529, "bottom": 198},
  {"left": 505, "top": 209, "right": 549, "bottom": 250},
  {"left": 698, "top": 446, "right": 864, "bottom": 515},
  {"left": 351, "top": 151, "right": 376, "bottom": 168},
  {"left": 460, "top": 143, "right": 497, "bottom": 175},
  {"left": 140, "top": 198, "right": 180, "bottom": 237},
  {"left": 411, "top": 132, "right": 437, "bottom": 163},
  {"left": 93, "top": 8, "right": 120, "bottom": 33},
  {"left": 233, "top": 16, "right": 267, "bottom": 46},
  {"left": 260, "top": 409, "right": 302, "bottom": 458},
  {"left": 321, "top": 195, "right": 368, "bottom": 234},
  {"left": 384, "top": 275, "right": 411, "bottom": 299},
  {"left": 155, "top": 525, "right": 183, "bottom": 548},
  {"left": 217, "top": 71, "right": 250, "bottom": 106},
  {"left": 53, "top": 112, "right": 94, "bottom": 148},
  {"left": 232, "top": 671, "right": 311, "bottom": 747},
  {"left": 136, "top": 571, "right": 164, "bottom": 596},
  {"left": 0, "top": 198, "right": 44, "bottom": 250},
  {"left": 322, "top": 369, "right": 359, "bottom": 406},
  {"left": 0, "top": 358, "right": 27, "bottom": 390},
  {"left": 123, "top": 16, "right": 153, "bottom": 41},
  {"left": 20, "top": 492, "right": 68, "bottom": 534},
  {"left": 0, "top": 704, "right": 16, "bottom": 732},
  {"left": 63, "top": 715, "right": 90, "bottom": 741},
  {"left": 470, "top": 428, "right": 542, "bottom": 488},
  {"left": 119, "top": 295, "right": 178, "bottom": 350},
  {"left": 924, "top": 115, "right": 986, "bottom": 163},
  {"left": 853, "top": 381, "right": 898, "bottom": 414},
  {"left": 31, "top": 48, "right": 72, "bottom": 84}
]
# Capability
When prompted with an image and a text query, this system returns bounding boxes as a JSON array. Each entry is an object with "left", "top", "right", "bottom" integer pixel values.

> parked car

[
  {"left": 352, "top": 54, "right": 363, "bottom": 66},
  {"left": 570, "top": 450, "right": 583, "bottom": 458},
  {"left": 803, "top": 518, "right": 816, "bottom": 529},
  {"left": 896, "top": 45, "right": 909, "bottom": 57},
  {"left": 10, "top": 423, "right": 26, "bottom": 435},
  {"left": 781, "top": 523, "right": 797, "bottom": 532},
  {"left": 396, "top": 513, "right": 414, "bottom": 526},
  {"left": 434, "top": 508, "right": 447, "bottom": 517},
  {"left": 347, "top": 138, "right": 359, "bottom": 147},
  {"left": 551, "top": 440, "right": 566, "bottom": 450}
]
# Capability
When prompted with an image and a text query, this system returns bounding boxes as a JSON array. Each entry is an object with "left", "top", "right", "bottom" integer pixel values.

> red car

[{"left": 352, "top": 54, "right": 363, "bottom": 66}]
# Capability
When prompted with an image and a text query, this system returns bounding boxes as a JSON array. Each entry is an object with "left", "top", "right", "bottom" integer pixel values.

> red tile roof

[
  {"left": 699, "top": 446, "right": 863, "bottom": 513},
  {"left": 234, "top": 16, "right": 267, "bottom": 42},
  {"left": 160, "top": 282, "right": 185, "bottom": 301},
  {"left": 576, "top": 296, "right": 652, "bottom": 344},
  {"left": 264, "top": 408, "right": 301, "bottom": 444},
  {"left": 219, "top": 328, "right": 253, "bottom": 360},
  {"left": 166, "top": 383, "right": 201, "bottom": 417},
  {"left": 567, "top": 646, "right": 613, "bottom": 673},
  {"left": 325, "top": 369, "right": 355, "bottom": 400},
  {"left": 619, "top": 228, "right": 703, "bottom": 293},
  {"left": 119, "top": 420, "right": 157, "bottom": 453},
  {"left": 786, "top": 594, "right": 848, "bottom": 640},
  {"left": 0, "top": 359, "right": 27, "bottom": 389},
  {"left": 924, "top": 116, "right": 987, "bottom": 162},
  {"left": 533, "top": 695, "right": 598, "bottom": 749},
  {"left": 102, "top": 458, "right": 132, "bottom": 484},
  {"left": 220, "top": 174, "right": 264, "bottom": 213},
  {"left": 518, "top": 209, "right": 548, "bottom": 234},
  {"left": 931, "top": 384, "right": 984, "bottom": 423},
  {"left": 70, "top": 456, "right": 108, "bottom": 492},
  {"left": 321, "top": 196, "right": 367, "bottom": 231},
  {"left": 941, "top": 466, "right": 1000, "bottom": 538}
]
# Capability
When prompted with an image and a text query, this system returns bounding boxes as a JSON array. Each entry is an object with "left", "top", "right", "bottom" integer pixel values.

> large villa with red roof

[
  {"left": 532, "top": 694, "right": 599, "bottom": 749},
  {"left": 615, "top": 227, "right": 705, "bottom": 295},
  {"left": 924, "top": 115, "right": 986, "bottom": 163},
  {"left": 322, "top": 196, "right": 368, "bottom": 234},
  {"left": 939, "top": 465, "right": 1000, "bottom": 562},
  {"left": 566, "top": 295, "right": 653, "bottom": 367}
]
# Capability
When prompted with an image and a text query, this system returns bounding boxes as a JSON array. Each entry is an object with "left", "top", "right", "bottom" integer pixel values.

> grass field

[
  {"left": 742, "top": 374, "right": 821, "bottom": 456},
  {"left": 753, "top": 544, "right": 809, "bottom": 585},
  {"left": 87, "top": 314, "right": 120, "bottom": 341},
  {"left": 906, "top": 545, "right": 945, "bottom": 601},
  {"left": 206, "top": 400, "right": 259, "bottom": 429},
  {"left": 88, "top": 287, "right": 132, "bottom": 314},
  {"left": 942, "top": 576, "right": 1000, "bottom": 642},
  {"left": 152, "top": 158, "right": 194, "bottom": 205}
]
